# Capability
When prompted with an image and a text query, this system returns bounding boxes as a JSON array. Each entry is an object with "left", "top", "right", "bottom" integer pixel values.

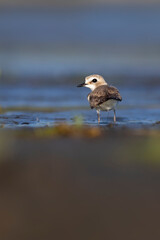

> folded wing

[{"left": 88, "top": 85, "right": 122, "bottom": 109}]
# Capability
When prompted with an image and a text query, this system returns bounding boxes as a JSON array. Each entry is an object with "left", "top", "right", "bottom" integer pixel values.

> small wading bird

[{"left": 77, "top": 74, "right": 122, "bottom": 124}]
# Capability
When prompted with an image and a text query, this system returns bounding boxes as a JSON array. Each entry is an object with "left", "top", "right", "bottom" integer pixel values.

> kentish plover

[{"left": 77, "top": 74, "right": 122, "bottom": 124}]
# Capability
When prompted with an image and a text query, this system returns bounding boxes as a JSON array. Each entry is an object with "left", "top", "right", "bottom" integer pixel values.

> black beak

[{"left": 77, "top": 82, "right": 86, "bottom": 87}]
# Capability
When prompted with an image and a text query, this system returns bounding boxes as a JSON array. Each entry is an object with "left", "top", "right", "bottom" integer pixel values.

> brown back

[{"left": 88, "top": 85, "right": 122, "bottom": 109}]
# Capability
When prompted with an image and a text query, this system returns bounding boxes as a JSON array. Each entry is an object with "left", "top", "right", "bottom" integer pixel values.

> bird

[{"left": 77, "top": 74, "right": 122, "bottom": 124}]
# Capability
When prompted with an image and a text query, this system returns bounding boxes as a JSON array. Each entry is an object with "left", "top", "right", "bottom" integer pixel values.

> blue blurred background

[{"left": 0, "top": 5, "right": 160, "bottom": 79}]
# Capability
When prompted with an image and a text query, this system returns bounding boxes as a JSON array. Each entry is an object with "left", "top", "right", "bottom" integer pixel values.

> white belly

[{"left": 97, "top": 99, "right": 118, "bottom": 111}]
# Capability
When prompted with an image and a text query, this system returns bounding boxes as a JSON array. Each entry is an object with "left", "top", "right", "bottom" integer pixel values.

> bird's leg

[
  {"left": 97, "top": 110, "right": 100, "bottom": 124},
  {"left": 113, "top": 109, "right": 116, "bottom": 123}
]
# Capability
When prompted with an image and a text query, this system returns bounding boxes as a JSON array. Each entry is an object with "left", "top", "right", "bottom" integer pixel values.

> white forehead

[{"left": 85, "top": 74, "right": 105, "bottom": 84}]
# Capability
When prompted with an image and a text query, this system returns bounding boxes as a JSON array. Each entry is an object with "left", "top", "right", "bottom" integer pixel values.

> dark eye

[{"left": 92, "top": 79, "right": 97, "bottom": 83}]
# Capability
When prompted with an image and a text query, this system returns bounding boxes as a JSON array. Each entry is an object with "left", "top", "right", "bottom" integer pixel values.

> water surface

[{"left": 0, "top": 82, "right": 159, "bottom": 128}]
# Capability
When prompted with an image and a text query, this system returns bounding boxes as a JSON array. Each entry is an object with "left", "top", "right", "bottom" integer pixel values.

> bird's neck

[{"left": 89, "top": 83, "right": 108, "bottom": 91}]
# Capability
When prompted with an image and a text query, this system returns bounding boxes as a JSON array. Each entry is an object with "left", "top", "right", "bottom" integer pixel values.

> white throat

[{"left": 85, "top": 83, "right": 107, "bottom": 91}]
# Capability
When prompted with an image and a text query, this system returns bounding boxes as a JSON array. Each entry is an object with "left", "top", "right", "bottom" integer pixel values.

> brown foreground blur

[{"left": 0, "top": 126, "right": 160, "bottom": 240}]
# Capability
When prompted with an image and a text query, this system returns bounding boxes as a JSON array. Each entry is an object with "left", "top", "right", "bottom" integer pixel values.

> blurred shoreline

[{"left": 0, "top": 0, "right": 160, "bottom": 8}]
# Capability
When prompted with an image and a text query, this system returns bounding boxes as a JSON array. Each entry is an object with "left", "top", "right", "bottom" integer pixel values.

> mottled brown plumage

[
  {"left": 88, "top": 85, "right": 122, "bottom": 109},
  {"left": 77, "top": 74, "right": 122, "bottom": 123}
]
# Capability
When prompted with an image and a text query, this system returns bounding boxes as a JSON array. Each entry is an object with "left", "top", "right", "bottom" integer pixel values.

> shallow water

[{"left": 0, "top": 82, "right": 159, "bottom": 128}]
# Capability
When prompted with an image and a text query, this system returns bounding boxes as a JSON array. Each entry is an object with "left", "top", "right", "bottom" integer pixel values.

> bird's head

[{"left": 77, "top": 74, "right": 107, "bottom": 91}]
